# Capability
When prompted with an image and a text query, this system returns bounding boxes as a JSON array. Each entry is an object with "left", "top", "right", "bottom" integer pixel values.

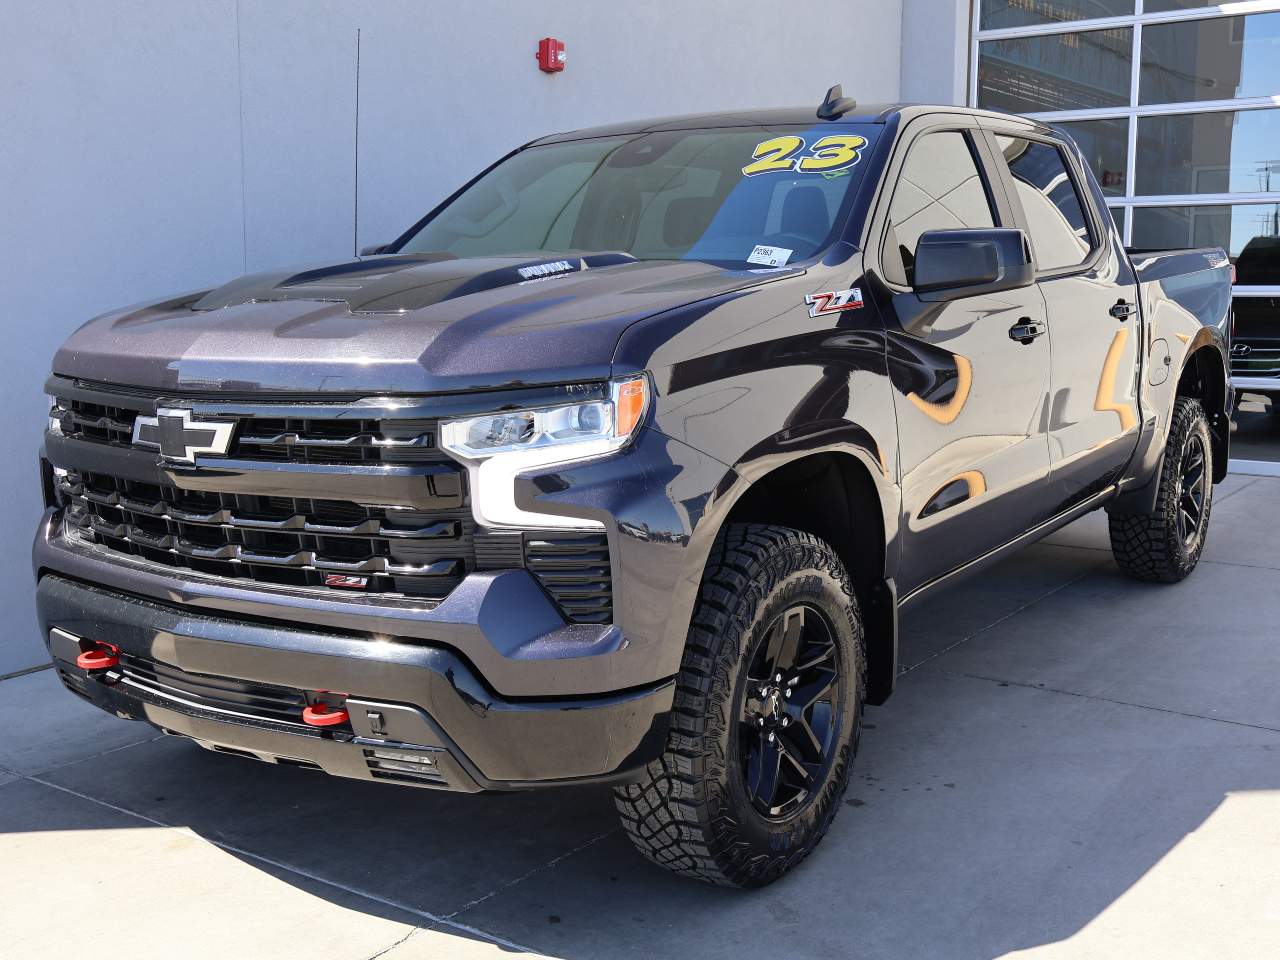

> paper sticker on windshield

[
  {"left": 742, "top": 134, "right": 867, "bottom": 177},
  {"left": 748, "top": 245, "right": 793, "bottom": 267}
]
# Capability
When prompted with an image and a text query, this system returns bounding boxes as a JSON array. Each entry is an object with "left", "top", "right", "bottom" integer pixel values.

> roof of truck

[{"left": 531, "top": 103, "right": 1050, "bottom": 145}]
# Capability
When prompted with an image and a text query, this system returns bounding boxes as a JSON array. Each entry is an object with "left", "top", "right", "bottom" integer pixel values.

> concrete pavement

[{"left": 3, "top": 474, "right": 1279, "bottom": 959}]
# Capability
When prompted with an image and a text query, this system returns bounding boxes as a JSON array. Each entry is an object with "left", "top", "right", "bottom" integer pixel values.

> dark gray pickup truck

[{"left": 35, "top": 90, "right": 1232, "bottom": 886}]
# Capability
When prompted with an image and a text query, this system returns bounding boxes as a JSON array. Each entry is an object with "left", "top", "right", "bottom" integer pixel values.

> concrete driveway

[{"left": 3, "top": 475, "right": 1279, "bottom": 960}]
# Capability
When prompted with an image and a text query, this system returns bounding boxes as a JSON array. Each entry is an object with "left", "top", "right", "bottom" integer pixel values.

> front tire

[
  {"left": 614, "top": 524, "right": 864, "bottom": 887},
  {"left": 1109, "top": 396, "right": 1214, "bottom": 582}
]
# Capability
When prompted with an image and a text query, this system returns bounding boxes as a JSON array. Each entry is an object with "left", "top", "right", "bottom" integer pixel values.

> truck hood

[{"left": 53, "top": 253, "right": 788, "bottom": 395}]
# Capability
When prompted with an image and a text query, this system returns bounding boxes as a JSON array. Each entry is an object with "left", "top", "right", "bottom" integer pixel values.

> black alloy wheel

[
  {"left": 1109, "top": 395, "right": 1214, "bottom": 583},
  {"left": 1176, "top": 432, "right": 1208, "bottom": 548},
  {"left": 739, "top": 603, "right": 842, "bottom": 819},
  {"left": 615, "top": 524, "right": 864, "bottom": 887}
]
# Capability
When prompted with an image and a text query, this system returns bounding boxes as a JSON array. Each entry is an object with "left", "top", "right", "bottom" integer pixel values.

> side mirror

[
  {"left": 912, "top": 228, "right": 1034, "bottom": 301},
  {"left": 359, "top": 243, "right": 390, "bottom": 257}
]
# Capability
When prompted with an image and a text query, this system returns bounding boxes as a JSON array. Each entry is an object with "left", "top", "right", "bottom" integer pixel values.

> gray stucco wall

[{"left": 3, "top": 0, "right": 965, "bottom": 672}]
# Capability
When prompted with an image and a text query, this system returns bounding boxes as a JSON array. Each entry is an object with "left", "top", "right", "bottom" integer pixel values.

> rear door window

[{"left": 995, "top": 136, "right": 1095, "bottom": 271}]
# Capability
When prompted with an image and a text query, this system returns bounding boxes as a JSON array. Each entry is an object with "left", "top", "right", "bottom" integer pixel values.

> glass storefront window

[
  {"left": 1107, "top": 204, "right": 1127, "bottom": 238},
  {"left": 1132, "top": 204, "right": 1280, "bottom": 284},
  {"left": 1143, "top": 1, "right": 1221, "bottom": 12},
  {"left": 1136, "top": 110, "right": 1280, "bottom": 196},
  {"left": 978, "top": 28, "right": 1133, "bottom": 112},
  {"left": 1140, "top": 14, "right": 1280, "bottom": 106},
  {"left": 1054, "top": 117, "right": 1129, "bottom": 196},
  {"left": 979, "top": 0, "right": 1133, "bottom": 31}
]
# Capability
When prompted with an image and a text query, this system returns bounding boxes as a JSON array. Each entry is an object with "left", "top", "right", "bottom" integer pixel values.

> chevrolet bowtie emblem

[{"left": 132, "top": 408, "right": 236, "bottom": 463}]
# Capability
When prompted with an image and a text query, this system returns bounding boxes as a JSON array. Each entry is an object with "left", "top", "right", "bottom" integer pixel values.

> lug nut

[
  {"left": 767, "top": 732, "right": 775, "bottom": 742},
  {"left": 781, "top": 716, "right": 791, "bottom": 727},
  {"left": 757, "top": 716, "right": 765, "bottom": 727},
  {"left": 784, "top": 689, "right": 791, "bottom": 698},
  {"left": 775, "top": 673, "right": 783, "bottom": 682}
]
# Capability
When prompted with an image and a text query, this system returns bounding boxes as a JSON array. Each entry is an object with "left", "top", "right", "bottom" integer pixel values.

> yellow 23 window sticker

[{"left": 741, "top": 134, "right": 867, "bottom": 177}]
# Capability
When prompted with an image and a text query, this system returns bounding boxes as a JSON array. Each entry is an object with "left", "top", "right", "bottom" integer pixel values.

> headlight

[{"left": 440, "top": 377, "right": 649, "bottom": 529}]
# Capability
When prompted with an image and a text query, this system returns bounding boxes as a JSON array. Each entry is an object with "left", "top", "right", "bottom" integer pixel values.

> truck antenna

[{"left": 817, "top": 84, "right": 858, "bottom": 120}]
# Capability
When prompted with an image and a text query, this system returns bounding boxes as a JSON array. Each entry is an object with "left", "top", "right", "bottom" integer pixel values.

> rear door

[
  {"left": 983, "top": 124, "right": 1143, "bottom": 509},
  {"left": 872, "top": 117, "right": 1053, "bottom": 595}
]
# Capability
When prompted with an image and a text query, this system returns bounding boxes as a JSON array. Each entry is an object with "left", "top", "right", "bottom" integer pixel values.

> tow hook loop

[
  {"left": 76, "top": 643, "right": 120, "bottom": 671},
  {"left": 302, "top": 693, "right": 349, "bottom": 727}
]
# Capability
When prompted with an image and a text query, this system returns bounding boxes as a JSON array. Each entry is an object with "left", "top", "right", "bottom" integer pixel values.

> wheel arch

[
  {"left": 692, "top": 436, "right": 900, "bottom": 706},
  {"left": 1176, "top": 342, "right": 1230, "bottom": 482}
]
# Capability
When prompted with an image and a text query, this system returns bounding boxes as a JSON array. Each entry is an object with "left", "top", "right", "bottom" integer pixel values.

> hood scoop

[{"left": 192, "top": 251, "right": 638, "bottom": 314}]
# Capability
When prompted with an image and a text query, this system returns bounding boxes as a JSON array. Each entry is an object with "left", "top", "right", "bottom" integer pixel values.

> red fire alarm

[{"left": 537, "top": 37, "right": 566, "bottom": 73}]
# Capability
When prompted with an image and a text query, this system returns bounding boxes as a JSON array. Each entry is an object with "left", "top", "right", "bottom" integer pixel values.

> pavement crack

[
  {"left": 363, "top": 926, "right": 426, "bottom": 960},
  {"left": 27, "top": 733, "right": 167, "bottom": 778},
  {"left": 899, "top": 562, "right": 1107, "bottom": 678},
  {"left": 931, "top": 667, "right": 1280, "bottom": 735},
  {"left": 0, "top": 663, "right": 53, "bottom": 683},
  {"left": 443, "top": 826, "right": 619, "bottom": 921}
]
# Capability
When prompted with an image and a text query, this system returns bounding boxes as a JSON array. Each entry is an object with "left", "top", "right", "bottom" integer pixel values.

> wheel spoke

[
  {"left": 792, "top": 639, "right": 837, "bottom": 673},
  {"left": 764, "top": 607, "right": 805, "bottom": 675},
  {"left": 745, "top": 732, "right": 783, "bottom": 809},
  {"left": 788, "top": 666, "right": 837, "bottom": 711},
  {"left": 774, "top": 733, "right": 815, "bottom": 785},
  {"left": 1180, "top": 508, "right": 1197, "bottom": 539},
  {"left": 1181, "top": 490, "right": 1201, "bottom": 522},
  {"left": 782, "top": 715, "right": 826, "bottom": 764}
]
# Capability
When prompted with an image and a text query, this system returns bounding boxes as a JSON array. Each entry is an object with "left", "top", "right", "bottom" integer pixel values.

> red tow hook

[
  {"left": 302, "top": 691, "right": 350, "bottom": 728},
  {"left": 76, "top": 642, "right": 120, "bottom": 671}
]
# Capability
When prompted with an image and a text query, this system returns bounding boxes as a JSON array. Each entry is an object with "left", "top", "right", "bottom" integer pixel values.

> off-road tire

[
  {"left": 614, "top": 523, "right": 865, "bottom": 887},
  {"left": 1109, "top": 396, "right": 1213, "bottom": 582}
]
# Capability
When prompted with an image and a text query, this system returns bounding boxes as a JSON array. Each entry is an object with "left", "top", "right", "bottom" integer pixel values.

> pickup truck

[{"left": 34, "top": 89, "right": 1233, "bottom": 887}]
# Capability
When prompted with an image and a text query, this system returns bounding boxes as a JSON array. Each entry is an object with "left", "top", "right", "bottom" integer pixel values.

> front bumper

[{"left": 37, "top": 573, "right": 672, "bottom": 791}]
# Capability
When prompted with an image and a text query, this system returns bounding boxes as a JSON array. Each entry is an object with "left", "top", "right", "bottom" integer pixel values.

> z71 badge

[{"left": 805, "top": 288, "right": 864, "bottom": 317}]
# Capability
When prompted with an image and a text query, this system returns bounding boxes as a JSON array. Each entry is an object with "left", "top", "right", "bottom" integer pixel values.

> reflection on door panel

[
  {"left": 996, "top": 133, "right": 1142, "bottom": 510},
  {"left": 884, "top": 128, "right": 1052, "bottom": 593}
]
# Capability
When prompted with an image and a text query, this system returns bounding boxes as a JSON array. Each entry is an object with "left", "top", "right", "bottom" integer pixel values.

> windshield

[{"left": 397, "top": 124, "right": 881, "bottom": 268}]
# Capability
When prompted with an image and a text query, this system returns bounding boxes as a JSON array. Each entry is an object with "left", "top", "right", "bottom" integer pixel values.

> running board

[{"left": 898, "top": 485, "right": 1116, "bottom": 609}]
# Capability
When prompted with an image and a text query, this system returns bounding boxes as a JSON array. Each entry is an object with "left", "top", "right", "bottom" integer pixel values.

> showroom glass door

[{"left": 972, "top": 1, "right": 1280, "bottom": 385}]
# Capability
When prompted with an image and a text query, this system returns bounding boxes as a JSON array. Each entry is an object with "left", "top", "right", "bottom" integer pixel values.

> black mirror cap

[
  {"left": 359, "top": 244, "right": 390, "bottom": 257},
  {"left": 914, "top": 228, "right": 1035, "bottom": 302}
]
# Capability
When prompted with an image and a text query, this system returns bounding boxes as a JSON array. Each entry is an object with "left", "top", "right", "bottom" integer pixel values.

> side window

[
  {"left": 996, "top": 136, "right": 1095, "bottom": 271},
  {"left": 884, "top": 130, "right": 997, "bottom": 286}
]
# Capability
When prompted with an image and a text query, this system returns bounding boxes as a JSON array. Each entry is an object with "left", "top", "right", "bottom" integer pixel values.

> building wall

[
  {"left": 900, "top": 0, "right": 972, "bottom": 104},
  {"left": 1, "top": 0, "right": 921, "bottom": 672}
]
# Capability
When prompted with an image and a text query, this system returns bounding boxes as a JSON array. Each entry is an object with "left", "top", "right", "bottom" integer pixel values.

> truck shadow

[{"left": 12, "top": 527, "right": 1280, "bottom": 958}]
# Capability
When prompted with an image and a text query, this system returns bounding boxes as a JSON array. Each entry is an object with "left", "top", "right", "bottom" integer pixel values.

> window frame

[
  {"left": 871, "top": 116, "right": 1013, "bottom": 294},
  {"left": 980, "top": 124, "right": 1109, "bottom": 280}
]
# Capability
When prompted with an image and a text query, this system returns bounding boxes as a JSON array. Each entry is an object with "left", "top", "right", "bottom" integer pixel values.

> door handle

[
  {"left": 1008, "top": 318, "right": 1047, "bottom": 344},
  {"left": 1110, "top": 300, "right": 1137, "bottom": 320}
]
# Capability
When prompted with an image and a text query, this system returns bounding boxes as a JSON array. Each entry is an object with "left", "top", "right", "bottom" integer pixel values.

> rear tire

[
  {"left": 614, "top": 523, "right": 864, "bottom": 887},
  {"left": 1108, "top": 396, "right": 1213, "bottom": 583}
]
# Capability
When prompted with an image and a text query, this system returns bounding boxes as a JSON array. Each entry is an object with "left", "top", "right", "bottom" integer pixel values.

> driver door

[{"left": 875, "top": 120, "right": 1053, "bottom": 595}]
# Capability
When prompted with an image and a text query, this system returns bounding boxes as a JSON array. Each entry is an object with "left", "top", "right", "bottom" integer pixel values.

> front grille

[
  {"left": 117, "top": 653, "right": 320, "bottom": 728},
  {"left": 60, "top": 470, "right": 472, "bottom": 599},
  {"left": 50, "top": 397, "right": 443, "bottom": 465},
  {"left": 49, "top": 383, "right": 615, "bottom": 622},
  {"left": 1231, "top": 345, "right": 1280, "bottom": 378}
]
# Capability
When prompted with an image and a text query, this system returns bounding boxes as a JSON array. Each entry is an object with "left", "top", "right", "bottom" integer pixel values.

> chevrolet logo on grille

[{"left": 132, "top": 408, "right": 236, "bottom": 463}]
